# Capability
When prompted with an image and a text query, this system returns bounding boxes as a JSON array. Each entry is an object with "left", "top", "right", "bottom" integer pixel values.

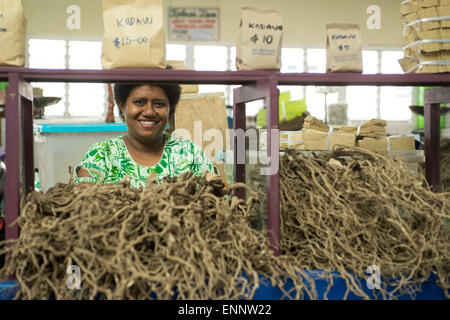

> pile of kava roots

[
  {"left": 0, "top": 172, "right": 304, "bottom": 300},
  {"left": 0, "top": 146, "right": 449, "bottom": 300},
  {"left": 279, "top": 146, "right": 449, "bottom": 299}
]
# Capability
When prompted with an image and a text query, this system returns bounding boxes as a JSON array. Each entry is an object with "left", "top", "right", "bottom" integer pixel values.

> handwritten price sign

[
  {"left": 250, "top": 34, "right": 273, "bottom": 45},
  {"left": 113, "top": 36, "right": 148, "bottom": 49}
]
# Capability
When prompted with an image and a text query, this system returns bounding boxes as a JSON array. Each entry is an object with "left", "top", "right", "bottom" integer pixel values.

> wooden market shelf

[
  {"left": 0, "top": 67, "right": 273, "bottom": 84},
  {"left": 1, "top": 67, "right": 449, "bottom": 260},
  {"left": 278, "top": 72, "right": 450, "bottom": 86},
  {"left": 2, "top": 67, "right": 449, "bottom": 85}
]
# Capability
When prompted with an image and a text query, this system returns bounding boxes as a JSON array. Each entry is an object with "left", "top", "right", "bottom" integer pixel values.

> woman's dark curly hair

[{"left": 113, "top": 83, "right": 181, "bottom": 121}]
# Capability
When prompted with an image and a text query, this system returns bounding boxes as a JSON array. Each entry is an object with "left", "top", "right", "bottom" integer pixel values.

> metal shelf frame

[{"left": 1, "top": 67, "right": 449, "bottom": 258}]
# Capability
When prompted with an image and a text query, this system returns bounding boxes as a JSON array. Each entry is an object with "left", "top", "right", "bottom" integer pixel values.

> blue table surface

[{"left": 1, "top": 272, "right": 447, "bottom": 300}]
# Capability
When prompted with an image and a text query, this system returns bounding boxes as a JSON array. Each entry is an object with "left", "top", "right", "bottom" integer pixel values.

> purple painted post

[
  {"left": 264, "top": 78, "right": 280, "bottom": 256},
  {"left": 4, "top": 73, "right": 20, "bottom": 280},
  {"left": 234, "top": 78, "right": 281, "bottom": 255},
  {"left": 5, "top": 73, "right": 20, "bottom": 245},
  {"left": 4, "top": 74, "right": 33, "bottom": 281},
  {"left": 21, "top": 82, "right": 34, "bottom": 194},
  {"left": 233, "top": 89, "right": 246, "bottom": 200},
  {"left": 424, "top": 88, "right": 450, "bottom": 192},
  {"left": 424, "top": 103, "right": 440, "bottom": 192}
]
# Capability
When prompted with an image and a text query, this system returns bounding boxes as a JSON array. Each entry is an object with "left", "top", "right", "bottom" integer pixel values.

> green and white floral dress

[{"left": 74, "top": 134, "right": 216, "bottom": 189}]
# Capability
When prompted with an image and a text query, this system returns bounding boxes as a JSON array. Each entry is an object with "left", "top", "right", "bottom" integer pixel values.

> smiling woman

[{"left": 74, "top": 83, "right": 217, "bottom": 188}]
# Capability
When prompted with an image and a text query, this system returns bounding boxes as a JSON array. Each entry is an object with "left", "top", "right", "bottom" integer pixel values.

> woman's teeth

[{"left": 140, "top": 121, "right": 156, "bottom": 125}]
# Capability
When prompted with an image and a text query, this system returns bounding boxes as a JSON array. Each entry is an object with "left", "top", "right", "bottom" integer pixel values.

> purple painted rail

[
  {"left": 278, "top": 72, "right": 450, "bottom": 86},
  {"left": 1, "top": 68, "right": 449, "bottom": 259},
  {"left": 0, "top": 67, "right": 274, "bottom": 84},
  {"left": 424, "top": 87, "right": 450, "bottom": 192}
]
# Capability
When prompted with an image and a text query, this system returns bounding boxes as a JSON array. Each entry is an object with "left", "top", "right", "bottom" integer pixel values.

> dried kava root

[
  {"left": 0, "top": 172, "right": 307, "bottom": 300},
  {"left": 1, "top": 145, "right": 449, "bottom": 300},
  {"left": 279, "top": 146, "right": 450, "bottom": 299}
]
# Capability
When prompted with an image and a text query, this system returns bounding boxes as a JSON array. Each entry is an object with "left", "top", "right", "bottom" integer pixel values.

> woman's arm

[
  {"left": 77, "top": 167, "right": 93, "bottom": 178},
  {"left": 73, "top": 167, "right": 95, "bottom": 187},
  {"left": 73, "top": 142, "right": 110, "bottom": 185}
]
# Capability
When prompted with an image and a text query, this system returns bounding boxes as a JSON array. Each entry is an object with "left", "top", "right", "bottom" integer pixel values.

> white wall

[{"left": 23, "top": 0, "right": 403, "bottom": 47}]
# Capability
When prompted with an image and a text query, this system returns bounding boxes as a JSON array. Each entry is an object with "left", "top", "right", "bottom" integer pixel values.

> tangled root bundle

[
  {"left": 279, "top": 146, "right": 450, "bottom": 299},
  {"left": 1, "top": 146, "right": 449, "bottom": 300},
  {"left": 0, "top": 172, "right": 309, "bottom": 300}
]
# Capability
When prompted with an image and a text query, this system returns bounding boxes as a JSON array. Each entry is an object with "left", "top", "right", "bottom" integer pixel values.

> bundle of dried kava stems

[
  {"left": 0, "top": 172, "right": 309, "bottom": 300},
  {"left": 279, "top": 146, "right": 450, "bottom": 299}
]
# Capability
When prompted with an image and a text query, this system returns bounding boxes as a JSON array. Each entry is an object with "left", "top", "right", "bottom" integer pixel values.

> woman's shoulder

[
  {"left": 85, "top": 136, "right": 125, "bottom": 155},
  {"left": 166, "top": 134, "right": 197, "bottom": 149},
  {"left": 165, "top": 134, "right": 213, "bottom": 163}
]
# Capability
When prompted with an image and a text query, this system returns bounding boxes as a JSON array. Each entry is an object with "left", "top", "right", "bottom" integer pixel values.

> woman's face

[{"left": 120, "top": 85, "right": 170, "bottom": 144}]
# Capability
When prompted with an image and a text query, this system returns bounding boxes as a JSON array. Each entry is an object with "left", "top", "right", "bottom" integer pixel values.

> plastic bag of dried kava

[
  {"left": 326, "top": 22, "right": 362, "bottom": 73},
  {"left": 236, "top": 6, "right": 283, "bottom": 70},
  {"left": 0, "top": 0, "right": 26, "bottom": 67},
  {"left": 101, "top": 0, "right": 165, "bottom": 69}
]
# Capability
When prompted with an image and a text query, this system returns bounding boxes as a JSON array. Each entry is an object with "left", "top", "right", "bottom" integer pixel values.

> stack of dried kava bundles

[
  {"left": 399, "top": 0, "right": 450, "bottom": 73},
  {"left": 357, "top": 119, "right": 389, "bottom": 155},
  {"left": 356, "top": 119, "right": 417, "bottom": 156},
  {"left": 358, "top": 119, "right": 388, "bottom": 138},
  {"left": 301, "top": 116, "right": 330, "bottom": 151},
  {"left": 301, "top": 115, "right": 356, "bottom": 151},
  {"left": 279, "top": 132, "right": 305, "bottom": 150},
  {"left": 303, "top": 115, "right": 330, "bottom": 132}
]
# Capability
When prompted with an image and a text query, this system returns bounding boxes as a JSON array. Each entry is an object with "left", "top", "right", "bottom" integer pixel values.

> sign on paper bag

[
  {"left": 0, "top": 0, "right": 26, "bottom": 67},
  {"left": 168, "top": 8, "right": 219, "bottom": 41},
  {"left": 236, "top": 6, "right": 283, "bottom": 70},
  {"left": 326, "top": 22, "right": 362, "bottom": 73},
  {"left": 102, "top": 0, "right": 166, "bottom": 69}
]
